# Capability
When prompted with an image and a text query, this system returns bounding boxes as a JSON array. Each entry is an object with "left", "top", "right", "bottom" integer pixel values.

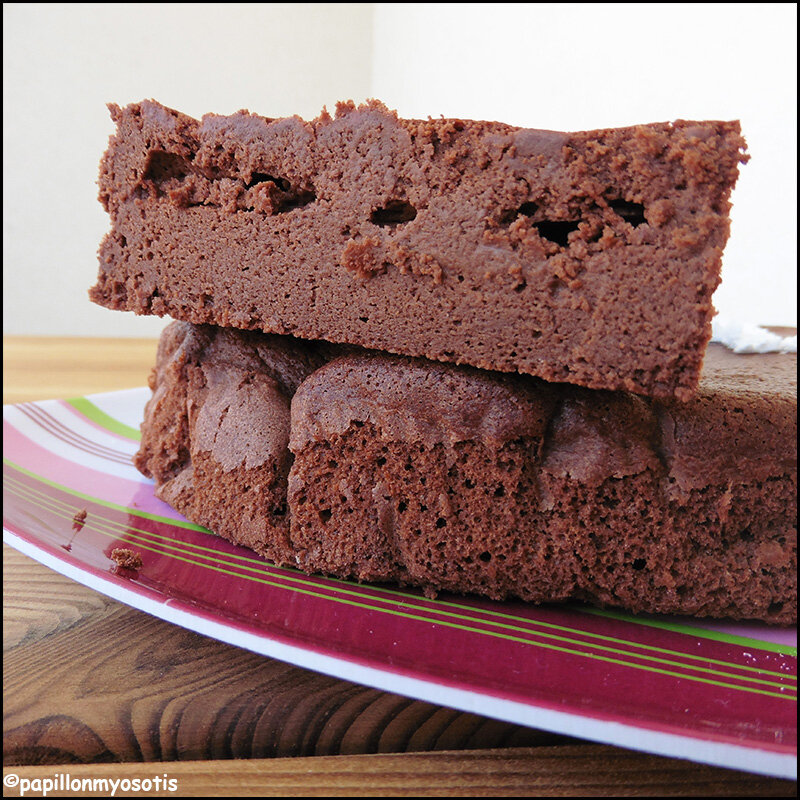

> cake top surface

[
  {"left": 289, "top": 352, "right": 559, "bottom": 452},
  {"left": 126, "top": 97, "right": 742, "bottom": 139},
  {"left": 698, "top": 340, "right": 797, "bottom": 399}
]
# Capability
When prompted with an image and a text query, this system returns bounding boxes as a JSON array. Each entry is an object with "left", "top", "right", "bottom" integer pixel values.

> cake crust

[
  {"left": 92, "top": 100, "right": 747, "bottom": 400},
  {"left": 134, "top": 322, "right": 328, "bottom": 563}
]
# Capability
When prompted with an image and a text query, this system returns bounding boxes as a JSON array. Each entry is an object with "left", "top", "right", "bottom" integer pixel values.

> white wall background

[
  {"left": 3, "top": 3, "right": 796, "bottom": 337},
  {"left": 3, "top": 3, "right": 375, "bottom": 338},
  {"left": 372, "top": 3, "right": 798, "bottom": 330}
]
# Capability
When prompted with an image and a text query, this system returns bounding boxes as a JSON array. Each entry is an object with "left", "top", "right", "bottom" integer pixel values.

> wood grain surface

[
  {"left": 3, "top": 747, "right": 797, "bottom": 797},
  {"left": 2, "top": 336, "right": 797, "bottom": 796},
  {"left": 2, "top": 336, "right": 159, "bottom": 405}
]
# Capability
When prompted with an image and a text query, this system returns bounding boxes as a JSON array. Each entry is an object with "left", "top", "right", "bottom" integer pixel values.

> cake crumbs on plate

[{"left": 110, "top": 547, "right": 143, "bottom": 570}]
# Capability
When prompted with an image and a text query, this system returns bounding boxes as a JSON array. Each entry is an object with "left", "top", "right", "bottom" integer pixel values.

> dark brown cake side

[
  {"left": 134, "top": 322, "right": 328, "bottom": 564},
  {"left": 92, "top": 100, "right": 747, "bottom": 400},
  {"left": 137, "top": 323, "right": 797, "bottom": 624}
]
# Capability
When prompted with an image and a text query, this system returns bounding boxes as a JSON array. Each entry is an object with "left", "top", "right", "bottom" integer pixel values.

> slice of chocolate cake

[
  {"left": 91, "top": 100, "right": 747, "bottom": 400},
  {"left": 135, "top": 322, "right": 797, "bottom": 624}
]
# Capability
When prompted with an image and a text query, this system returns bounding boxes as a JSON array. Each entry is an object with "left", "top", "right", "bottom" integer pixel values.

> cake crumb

[
  {"left": 110, "top": 547, "right": 143, "bottom": 570},
  {"left": 72, "top": 509, "right": 88, "bottom": 532},
  {"left": 62, "top": 508, "right": 89, "bottom": 551}
]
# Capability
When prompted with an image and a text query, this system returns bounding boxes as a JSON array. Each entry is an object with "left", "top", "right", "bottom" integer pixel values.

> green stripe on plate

[
  {"left": 66, "top": 397, "right": 142, "bottom": 441},
  {"left": 577, "top": 606, "right": 797, "bottom": 658}
]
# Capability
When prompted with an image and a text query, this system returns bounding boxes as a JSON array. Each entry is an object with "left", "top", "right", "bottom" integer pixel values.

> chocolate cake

[
  {"left": 135, "top": 322, "right": 797, "bottom": 624},
  {"left": 92, "top": 100, "right": 747, "bottom": 400},
  {"left": 134, "top": 322, "right": 329, "bottom": 562}
]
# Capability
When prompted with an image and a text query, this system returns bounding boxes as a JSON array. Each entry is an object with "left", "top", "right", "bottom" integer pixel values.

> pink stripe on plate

[
  {"left": 58, "top": 398, "right": 140, "bottom": 443},
  {"left": 3, "top": 419, "right": 185, "bottom": 522}
]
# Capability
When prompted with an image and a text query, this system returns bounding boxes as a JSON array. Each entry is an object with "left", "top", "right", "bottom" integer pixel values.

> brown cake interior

[{"left": 92, "top": 99, "right": 747, "bottom": 399}]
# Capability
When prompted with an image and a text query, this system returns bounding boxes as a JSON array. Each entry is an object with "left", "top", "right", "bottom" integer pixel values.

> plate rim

[{"left": 4, "top": 529, "right": 797, "bottom": 780}]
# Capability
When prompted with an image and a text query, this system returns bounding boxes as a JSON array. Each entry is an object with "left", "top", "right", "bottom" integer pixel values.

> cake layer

[
  {"left": 134, "top": 322, "right": 328, "bottom": 562},
  {"left": 135, "top": 322, "right": 797, "bottom": 623},
  {"left": 92, "top": 100, "right": 747, "bottom": 400}
]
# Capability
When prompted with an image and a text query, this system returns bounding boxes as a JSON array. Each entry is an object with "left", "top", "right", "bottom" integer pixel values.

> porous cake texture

[
  {"left": 135, "top": 322, "right": 797, "bottom": 624},
  {"left": 92, "top": 100, "right": 747, "bottom": 400}
]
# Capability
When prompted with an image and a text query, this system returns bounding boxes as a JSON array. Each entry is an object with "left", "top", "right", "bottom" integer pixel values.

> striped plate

[{"left": 3, "top": 389, "right": 796, "bottom": 779}]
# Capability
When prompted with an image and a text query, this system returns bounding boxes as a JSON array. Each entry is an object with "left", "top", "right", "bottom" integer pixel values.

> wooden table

[{"left": 3, "top": 336, "right": 796, "bottom": 797}]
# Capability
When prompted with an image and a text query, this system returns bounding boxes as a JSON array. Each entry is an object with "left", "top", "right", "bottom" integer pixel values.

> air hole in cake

[
  {"left": 398, "top": 501, "right": 407, "bottom": 513},
  {"left": 246, "top": 173, "right": 290, "bottom": 191},
  {"left": 610, "top": 200, "right": 646, "bottom": 227},
  {"left": 376, "top": 457, "right": 387, "bottom": 467},
  {"left": 370, "top": 201, "right": 417, "bottom": 227},
  {"left": 504, "top": 201, "right": 583, "bottom": 247},
  {"left": 494, "top": 486, "right": 505, "bottom": 498},
  {"left": 499, "top": 201, "right": 537, "bottom": 225},
  {"left": 435, "top": 517, "right": 446, "bottom": 528},
  {"left": 535, "top": 220, "right": 581, "bottom": 247},
  {"left": 143, "top": 151, "right": 189, "bottom": 183},
  {"left": 479, "top": 551, "right": 492, "bottom": 562},
  {"left": 632, "top": 558, "right": 646, "bottom": 570},
  {"left": 245, "top": 172, "right": 317, "bottom": 213},
  {"left": 516, "top": 201, "right": 539, "bottom": 217},
  {"left": 318, "top": 509, "right": 332, "bottom": 523},
  {"left": 280, "top": 188, "right": 317, "bottom": 211}
]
